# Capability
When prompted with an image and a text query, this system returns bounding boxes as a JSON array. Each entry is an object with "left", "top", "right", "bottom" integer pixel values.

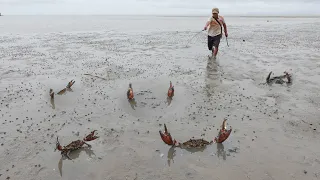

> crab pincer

[
  {"left": 167, "top": 81, "right": 174, "bottom": 98},
  {"left": 159, "top": 124, "right": 177, "bottom": 146},
  {"left": 49, "top": 89, "right": 54, "bottom": 99},
  {"left": 84, "top": 130, "right": 99, "bottom": 141},
  {"left": 266, "top": 71, "right": 272, "bottom": 84},
  {"left": 284, "top": 71, "right": 292, "bottom": 84},
  {"left": 66, "top": 80, "right": 75, "bottom": 89},
  {"left": 214, "top": 119, "right": 232, "bottom": 143},
  {"left": 127, "top": 83, "right": 134, "bottom": 100}
]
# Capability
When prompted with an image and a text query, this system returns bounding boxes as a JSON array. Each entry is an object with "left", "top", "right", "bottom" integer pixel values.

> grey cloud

[{"left": 0, "top": 0, "right": 63, "bottom": 5}]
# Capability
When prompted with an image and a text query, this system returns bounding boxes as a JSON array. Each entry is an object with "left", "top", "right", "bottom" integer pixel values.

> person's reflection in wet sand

[
  {"left": 128, "top": 98, "right": 137, "bottom": 110},
  {"left": 216, "top": 143, "right": 227, "bottom": 160},
  {"left": 167, "top": 146, "right": 176, "bottom": 166},
  {"left": 58, "top": 147, "right": 95, "bottom": 177},
  {"left": 205, "top": 57, "right": 221, "bottom": 97}
]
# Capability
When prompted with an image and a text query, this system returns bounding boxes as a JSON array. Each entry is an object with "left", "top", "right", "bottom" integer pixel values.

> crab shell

[
  {"left": 61, "top": 140, "right": 85, "bottom": 152},
  {"left": 180, "top": 138, "right": 212, "bottom": 148}
]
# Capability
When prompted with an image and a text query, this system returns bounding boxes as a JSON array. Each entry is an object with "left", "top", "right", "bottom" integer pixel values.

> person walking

[{"left": 203, "top": 8, "right": 228, "bottom": 58}]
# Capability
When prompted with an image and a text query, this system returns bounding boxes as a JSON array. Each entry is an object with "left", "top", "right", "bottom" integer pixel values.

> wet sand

[{"left": 0, "top": 16, "right": 320, "bottom": 180}]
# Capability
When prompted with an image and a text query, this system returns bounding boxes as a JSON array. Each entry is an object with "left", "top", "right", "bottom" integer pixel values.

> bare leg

[{"left": 213, "top": 46, "right": 219, "bottom": 57}]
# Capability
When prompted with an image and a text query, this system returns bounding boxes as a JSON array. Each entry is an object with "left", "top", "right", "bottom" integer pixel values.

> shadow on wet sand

[{"left": 58, "top": 147, "right": 96, "bottom": 177}]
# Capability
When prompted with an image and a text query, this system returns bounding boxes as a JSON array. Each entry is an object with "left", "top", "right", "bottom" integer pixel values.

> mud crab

[
  {"left": 55, "top": 130, "right": 99, "bottom": 160},
  {"left": 167, "top": 81, "right": 174, "bottom": 98},
  {"left": 127, "top": 83, "right": 134, "bottom": 100},
  {"left": 266, "top": 71, "right": 292, "bottom": 85},
  {"left": 159, "top": 119, "right": 232, "bottom": 149}
]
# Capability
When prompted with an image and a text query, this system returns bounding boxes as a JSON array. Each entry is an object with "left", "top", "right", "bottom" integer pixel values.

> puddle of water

[{"left": 117, "top": 77, "right": 192, "bottom": 118}]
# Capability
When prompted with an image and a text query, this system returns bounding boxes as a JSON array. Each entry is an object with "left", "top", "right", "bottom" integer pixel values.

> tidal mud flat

[{"left": 0, "top": 16, "right": 320, "bottom": 180}]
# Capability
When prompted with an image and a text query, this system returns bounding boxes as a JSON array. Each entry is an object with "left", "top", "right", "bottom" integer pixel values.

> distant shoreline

[{"left": 1, "top": 14, "right": 320, "bottom": 18}]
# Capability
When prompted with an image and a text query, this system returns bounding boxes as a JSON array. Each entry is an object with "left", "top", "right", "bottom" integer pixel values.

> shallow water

[{"left": 0, "top": 16, "right": 320, "bottom": 180}]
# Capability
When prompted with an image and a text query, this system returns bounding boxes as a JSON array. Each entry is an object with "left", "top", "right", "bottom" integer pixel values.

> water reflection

[
  {"left": 205, "top": 57, "right": 221, "bottom": 97},
  {"left": 167, "top": 146, "right": 176, "bottom": 166},
  {"left": 58, "top": 147, "right": 95, "bottom": 177},
  {"left": 166, "top": 96, "right": 172, "bottom": 106},
  {"left": 183, "top": 146, "right": 207, "bottom": 153},
  {"left": 128, "top": 98, "right": 137, "bottom": 110},
  {"left": 50, "top": 98, "right": 55, "bottom": 109},
  {"left": 166, "top": 144, "right": 208, "bottom": 166},
  {"left": 216, "top": 143, "right": 227, "bottom": 160}
]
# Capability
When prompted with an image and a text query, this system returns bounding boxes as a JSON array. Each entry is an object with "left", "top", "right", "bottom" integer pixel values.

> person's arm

[
  {"left": 223, "top": 22, "right": 228, "bottom": 37},
  {"left": 203, "top": 21, "right": 210, "bottom": 30},
  {"left": 221, "top": 16, "right": 228, "bottom": 37},
  {"left": 203, "top": 18, "right": 211, "bottom": 30}
]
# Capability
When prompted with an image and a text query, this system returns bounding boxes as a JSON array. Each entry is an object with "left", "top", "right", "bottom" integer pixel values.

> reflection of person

[{"left": 203, "top": 8, "right": 228, "bottom": 58}]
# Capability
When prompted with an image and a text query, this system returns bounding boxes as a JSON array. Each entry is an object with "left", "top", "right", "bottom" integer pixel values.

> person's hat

[{"left": 212, "top": 8, "right": 219, "bottom": 14}]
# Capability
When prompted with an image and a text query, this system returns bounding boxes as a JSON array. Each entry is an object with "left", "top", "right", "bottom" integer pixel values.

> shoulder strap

[{"left": 213, "top": 17, "right": 223, "bottom": 35}]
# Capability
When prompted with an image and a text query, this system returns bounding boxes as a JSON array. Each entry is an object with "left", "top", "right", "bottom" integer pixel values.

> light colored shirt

[{"left": 207, "top": 15, "right": 225, "bottom": 37}]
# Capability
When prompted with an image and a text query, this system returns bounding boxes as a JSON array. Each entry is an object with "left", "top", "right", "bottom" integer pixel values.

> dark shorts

[{"left": 208, "top": 34, "right": 222, "bottom": 50}]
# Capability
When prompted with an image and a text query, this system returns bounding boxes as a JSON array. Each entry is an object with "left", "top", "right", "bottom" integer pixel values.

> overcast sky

[{"left": 1, "top": 0, "right": 319, "bottom": 15}]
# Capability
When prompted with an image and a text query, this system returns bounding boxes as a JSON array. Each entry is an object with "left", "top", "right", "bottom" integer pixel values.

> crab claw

[
  {"left": 266, "top": 71, "right": 272, "bottom": 83},
  {"left": 83, "top": 130, "right": 99, "bottom": 141},
  {"left": 284, "top": 71, "right": 292, "bottom": 83},
  {"left": 214, "top": 119, "right": 232, "bottom": 143},
  {"left": 167, "top": 81, "right": 174, "bottom": 98},
  {"left": 66, "top": 80, "right": 75, "bottom": 89},
  {"left": 49, "top": 89, "right": 54, "bottom": 99},
  {"left": 127, "top": 83, "right": 134, "bottom": 100},
  {"left": 55, "top": 137, "right": 63, "bottom": 151},
  {"left": 159, "top": 124, "right": 176, "bottom": 146}
]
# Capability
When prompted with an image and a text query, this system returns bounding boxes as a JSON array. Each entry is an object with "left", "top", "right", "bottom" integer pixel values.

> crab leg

[
  {"left": 57, "top": 88, "right": 66, "bottom": 95},
  {"left": 65, "top": 151, "right": 72, "bottom": 160},
  {"left": 266, "top": 71, "right": 272, "bottom": 83},
  {"left": 83, "top": 142, "right": 92, "bottom": 148}
]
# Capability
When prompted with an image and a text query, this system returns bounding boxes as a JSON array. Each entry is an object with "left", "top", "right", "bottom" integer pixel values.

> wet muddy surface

[{"left": 0, "top": 16, "right": 320, "bottom": 180}]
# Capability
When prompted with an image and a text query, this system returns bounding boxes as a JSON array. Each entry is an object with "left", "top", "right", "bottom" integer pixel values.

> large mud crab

[
  {"left": 266, "top": 71, "right": 292, "bottom": 85},
  {"left": 55, "top": 130, "right": 99, "bottom": 160},
  {"left": 159, "top": 119, "right": 232, "bottom": 149}
]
